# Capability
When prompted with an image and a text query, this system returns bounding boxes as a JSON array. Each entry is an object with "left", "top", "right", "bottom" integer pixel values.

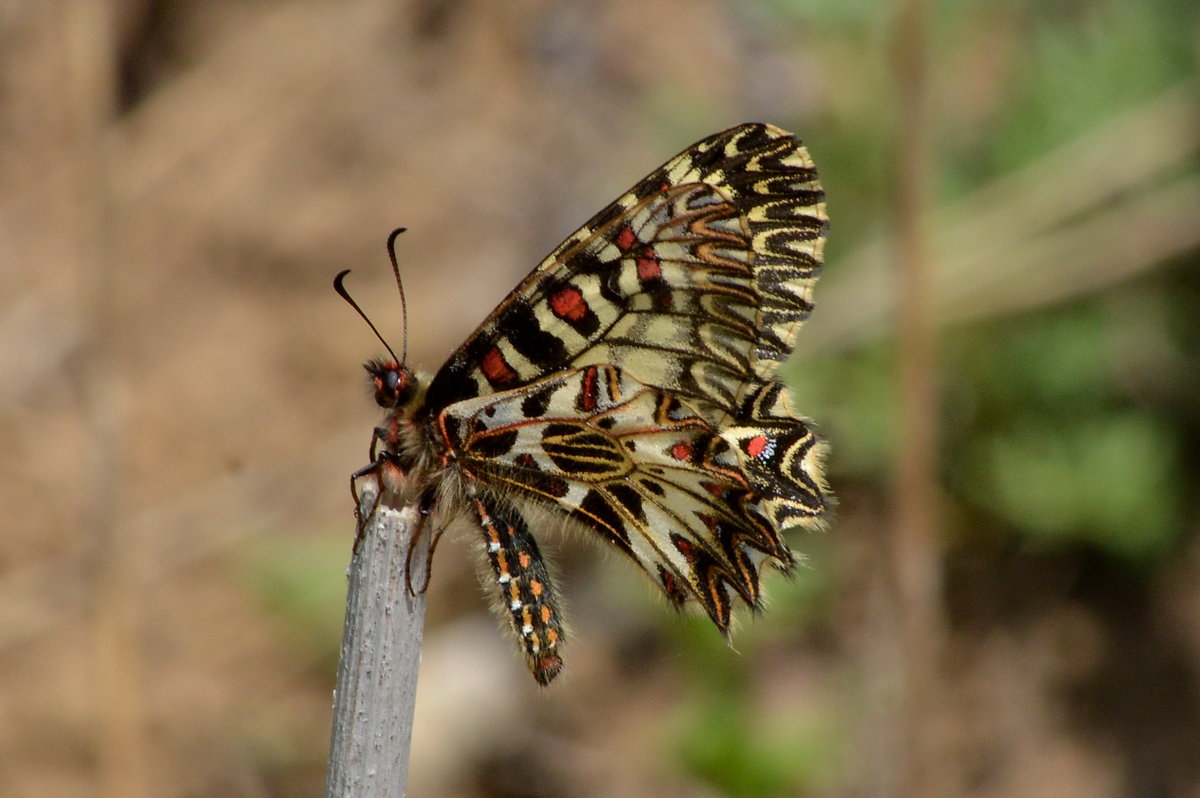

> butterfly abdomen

[{"left": 470, "top": 493, "right": 565, "bottom": 685}]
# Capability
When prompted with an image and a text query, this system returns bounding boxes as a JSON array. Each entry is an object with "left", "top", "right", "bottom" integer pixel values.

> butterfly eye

[
  {"left": 376, "top": 367, "right": 406, "bottom": 408},
  {"left": 364, "top": 359, "right": 415, "bottom": 409}
]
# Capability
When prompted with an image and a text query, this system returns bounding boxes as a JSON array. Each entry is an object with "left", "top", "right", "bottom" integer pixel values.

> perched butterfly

[{"left": 341, "top": 123, "right": 830, "bottom": 685}]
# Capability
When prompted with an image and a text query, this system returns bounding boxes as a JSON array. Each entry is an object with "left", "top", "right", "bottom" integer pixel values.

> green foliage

[
  {"left": 784, "top": 293, "right": 1189, "bottom": 564},
  {"left": 965, "top": 412, "right": 1182, "bottom": 559},
  {"left": 950, "top": 301, "right": 1186, "bottom": 561},
  {"left": 663, "top": 540, "right": 841, "bottom": 796},
  {"left": 672, "top": 690, "right": 841, "bottom": 798},
  {"left": 978, "top": 0, "right": 1195, "bottom": 178},
  {"left": 238, "top": 535, "right": 349, "bottom": 673}
]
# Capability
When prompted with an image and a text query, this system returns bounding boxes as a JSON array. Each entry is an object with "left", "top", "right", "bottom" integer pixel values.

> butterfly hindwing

[
  {"left": 440, "top": 365, "right": 787, "bottom": 629},
  {"left": 725, "top": 381, "right": 829, "bottom": 533}
]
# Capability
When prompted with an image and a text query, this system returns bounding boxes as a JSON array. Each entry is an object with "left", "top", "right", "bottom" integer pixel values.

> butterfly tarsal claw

[{"left": 345, "top": 123, "right": 829, "bottom": 685}]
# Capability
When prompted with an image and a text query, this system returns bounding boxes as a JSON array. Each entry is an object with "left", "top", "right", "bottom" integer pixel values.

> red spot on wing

[
  {"left": 670, "top": 441, "right": 693, "bottom": 461},
  {"left": 549, "top": 285, "right": 588, "bottom": 322},
  {"left": 615, "top": 222, "right": 662, "bottom": 282},
  {"left": 580, "top": 366, "right": 599, "bottom": 411},
  {"left": 481, "top": 346, "right": 518, "bottom": 386},
  {"left": 636, "top": 251, "right": 662, "bottom": 281},
  {"left": 660, "top": 569, "right": 686, "bottom": 603},
  {"left": 615, "top": 224, "right": 638, "bottom": 252},
  {"left": 746, "top": 435, "right": 771, "bottom": 459}
]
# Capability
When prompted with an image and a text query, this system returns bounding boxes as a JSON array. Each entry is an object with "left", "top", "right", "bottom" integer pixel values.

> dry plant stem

[
  {"left": 326, "top": 484, "right": 430, "bottom": 798},
  {"left": 890, "top": 0, "right": 947, "bottom": 795},
  {"left": 65, "top": 2, "right": 151, "bottom": 797}
]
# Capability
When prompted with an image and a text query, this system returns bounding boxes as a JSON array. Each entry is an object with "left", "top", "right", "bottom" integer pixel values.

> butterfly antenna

[
  {"left": 334, "top": 269, "right": 403, "bottom": 366},
  {"left": 386, "top": 227, "right": 410, "bottom": 365}
]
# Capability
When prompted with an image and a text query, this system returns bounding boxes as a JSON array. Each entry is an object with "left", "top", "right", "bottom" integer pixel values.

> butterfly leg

[
  {"left": 470, "top": 494, "right": 565, "bottom": 686},
  {"left": 404, "top": 486, "right": 446, "bottom": 597},
  {"left": 348, "top": 461, "right": 383, "bottom": 553},
  {"left": 405, "top": 518, "right": 447, "bottom": 596},
  {"left": 348, "top": 423, "right": 404, "bottom": 552}
]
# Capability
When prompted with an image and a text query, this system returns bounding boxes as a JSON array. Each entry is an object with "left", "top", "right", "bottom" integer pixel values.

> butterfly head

[
  {"left": 336, "top": 230, "right": 416, "bottom": 412},
  {"left": 365, "top": 358, "right": 417, "bottom": 409}
]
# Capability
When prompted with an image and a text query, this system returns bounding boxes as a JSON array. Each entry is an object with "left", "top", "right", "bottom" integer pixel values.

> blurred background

[{"left": 2, "top": 0, "right": 1198, "bottom": 796}]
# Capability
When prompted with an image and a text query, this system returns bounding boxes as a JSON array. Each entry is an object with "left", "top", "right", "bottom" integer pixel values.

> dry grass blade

[{"left": 804, "top": 80, "right": 1200, "bottom": 353}]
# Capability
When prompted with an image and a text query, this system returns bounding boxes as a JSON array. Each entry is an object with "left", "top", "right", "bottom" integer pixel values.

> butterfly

[{"left": 341, "top": 123, "right": 830, "bottom": 685}]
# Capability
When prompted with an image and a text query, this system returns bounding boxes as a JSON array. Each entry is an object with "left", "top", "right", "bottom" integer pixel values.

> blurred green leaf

[
  {"left": 784, "top": 346, "right": 898, "bottom": 478},
  {"left": 958, "top": 0, "right": 1197, "bottom": 180},
  {"left": 237, "top": 535, "right": 349, "bottom": 671},
  {"left": 673, "top": 690, "right": 841, "bottom": 797},
  {"left": 965, "top": 412, "right": 1182, "bottom": 560}
]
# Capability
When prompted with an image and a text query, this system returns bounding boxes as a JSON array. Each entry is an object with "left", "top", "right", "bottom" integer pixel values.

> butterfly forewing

[
  {"left": 358, "top": 123, "right": 829, "bottom": 684},
  {"left": 423, "top": 123, "right": 826, "bottom": 419}
]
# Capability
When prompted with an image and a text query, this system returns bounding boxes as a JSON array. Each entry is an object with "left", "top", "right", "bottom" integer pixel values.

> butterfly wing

[
  {"left": 416, "top": 124, "right": 829, "bottom": 669},
  {"left": 422, "top": 122, "right": 827, "bottom": 426},
  {"left": 426, "top": 122, "right": 829, "bottom": 549},
  {"left": 352, "top": 124, "right": 830, "bottom": 683},
  {"left": 438, "top": 365, "right": 793, "bottom": 629}
]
